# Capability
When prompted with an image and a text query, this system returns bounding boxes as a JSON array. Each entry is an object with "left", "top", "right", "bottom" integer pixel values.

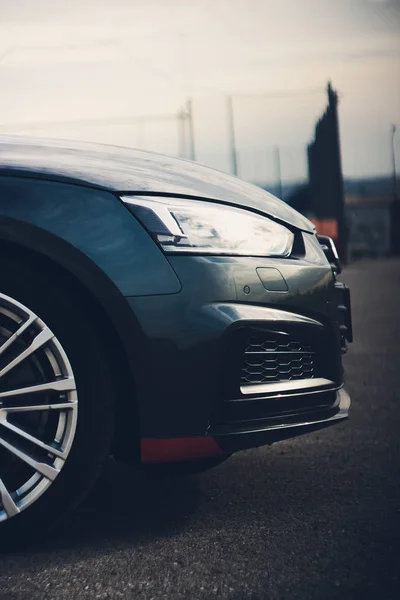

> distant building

[{"left": 345, "top": 193, "right": 391, "bottom": 260}]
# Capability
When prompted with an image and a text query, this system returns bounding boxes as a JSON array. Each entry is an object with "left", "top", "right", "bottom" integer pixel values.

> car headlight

[{"left": 121, "top": 196, "right": 294, "bottom": 257}]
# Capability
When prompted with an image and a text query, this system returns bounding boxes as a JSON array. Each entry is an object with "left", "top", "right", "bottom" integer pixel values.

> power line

[
  {"left": 229, "top": 87, "right": 325, "bottom": 100},
  {"left": 0, "top": 113, "right": 180, "bottom": 132}
]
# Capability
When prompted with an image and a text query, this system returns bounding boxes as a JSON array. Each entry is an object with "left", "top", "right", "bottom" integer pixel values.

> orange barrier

[{"left": 310, "top": 218, "right": 338, "bottom": 241}]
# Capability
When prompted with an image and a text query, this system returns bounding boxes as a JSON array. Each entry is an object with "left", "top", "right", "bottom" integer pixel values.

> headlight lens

[{"left": 122, "top": 196, "right": 294, "bottom": 257}]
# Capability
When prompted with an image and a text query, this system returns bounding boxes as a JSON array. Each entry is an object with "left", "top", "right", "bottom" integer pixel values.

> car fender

[{"left": 0, "top": 175, "right": 182, "bottom": 298}]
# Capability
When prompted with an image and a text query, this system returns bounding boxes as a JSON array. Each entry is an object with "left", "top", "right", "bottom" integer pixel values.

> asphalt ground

[{"left": 1, "top": 258, "right": 399, "bottom": 600}]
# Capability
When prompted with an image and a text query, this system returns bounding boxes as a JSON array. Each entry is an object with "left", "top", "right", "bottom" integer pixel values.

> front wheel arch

[{"left": 0, "top": 237, "right": 142, "bottom": 463}]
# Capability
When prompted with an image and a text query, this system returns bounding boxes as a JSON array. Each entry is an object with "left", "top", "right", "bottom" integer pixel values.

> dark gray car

[{"left": 0, "top": 136, "right": 352, "bottom": 539}]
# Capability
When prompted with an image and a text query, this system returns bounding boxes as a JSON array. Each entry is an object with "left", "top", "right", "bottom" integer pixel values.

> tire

[{"left": 0, "top": 257, "right": 115, "bottom": 546}]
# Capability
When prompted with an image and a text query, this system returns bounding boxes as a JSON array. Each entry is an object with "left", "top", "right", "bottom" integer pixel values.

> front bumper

[
  {"left": 124, "top": 232, "right": 351, "bottom": 462},
  {"left": 141, "top": 388, "right": 350, "bottom": 462},
  {"left": 212, "top": 387, "right": 350, "bottom": 453}
]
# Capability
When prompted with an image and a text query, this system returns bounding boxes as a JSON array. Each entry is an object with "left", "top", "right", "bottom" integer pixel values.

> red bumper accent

[{"left": 141, "top": 436, "right": 225, "bottom": 464}]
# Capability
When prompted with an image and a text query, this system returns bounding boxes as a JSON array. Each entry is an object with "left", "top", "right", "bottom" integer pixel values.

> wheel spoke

[
  {"left": 0, "top": 419, "right": 66, "bottom": 459},
  {"left": 0, "top": 377, "right": 76, "bottom": 399},
  {"left": 0, "top": 327, "right": 54, "bottom": 379},
  {"left": 0, "top": 314, "right": 35, "bottom": 357},
  {"left": 0, "top": 436, "right": 60, "bottom": 481},
  {"left": 1, "top": 400, "right": 77, "bottom": 414},
  {"left": 0, "top": 478, "right": 19, "bottom": 518}
]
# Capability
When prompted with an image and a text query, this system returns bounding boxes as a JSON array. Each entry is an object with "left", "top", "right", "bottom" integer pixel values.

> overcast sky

[{"left": 0, "top": 0, "right": 399, "bottom": 181}]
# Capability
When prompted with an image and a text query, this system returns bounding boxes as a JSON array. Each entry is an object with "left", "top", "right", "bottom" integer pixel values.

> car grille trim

[
  {"left": 244, "top": 350, "right": 315, "bottom": 355},
  {"left": 240, "top": 377, "right": 336, "bottom": 397}
]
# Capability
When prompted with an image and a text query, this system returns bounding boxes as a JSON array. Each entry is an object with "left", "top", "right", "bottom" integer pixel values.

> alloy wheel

[{"left": 0, "top": 292, "right": 78, "bottom": 523}]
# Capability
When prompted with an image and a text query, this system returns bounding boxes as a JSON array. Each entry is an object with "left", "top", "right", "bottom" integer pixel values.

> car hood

[{"left": 0, "top": 136, "right": 314, "bottom": 232}]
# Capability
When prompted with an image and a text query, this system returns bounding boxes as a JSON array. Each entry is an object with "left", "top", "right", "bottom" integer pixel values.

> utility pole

[
  {"left": 186, "top": 99, "right": 196, "bottom": 161},
  {"left": 390, "top": 124, "right": 400, "bottom": 255},
  {"left": 391, "top": 125, "right": 398, "bottom": 202},
  {"left": 274, "top": 146, "right": 283, "bottom": 199},
  {"left": 177, "top": 110, "right": 187, "bottom": 158},
  {"left": 227, "top": 95, "right": 238, "bottom": 176}
]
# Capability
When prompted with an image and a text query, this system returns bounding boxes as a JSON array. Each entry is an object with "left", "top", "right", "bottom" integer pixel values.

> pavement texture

[{"left": 1, "top": 258, "right": 399, "bottom": 600}]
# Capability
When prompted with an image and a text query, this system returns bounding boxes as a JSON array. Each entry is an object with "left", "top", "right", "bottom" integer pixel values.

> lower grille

[
  {"left": 214, "top": 322, "right": 343, "bottom": 433},
  {"left": 241, "top": 333, "right": 317, "bottom": 385}
]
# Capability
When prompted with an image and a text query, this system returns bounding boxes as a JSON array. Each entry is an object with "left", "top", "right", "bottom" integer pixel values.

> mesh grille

[{"left": 241, "top": 333, "right": 316, "bottom": 385}]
